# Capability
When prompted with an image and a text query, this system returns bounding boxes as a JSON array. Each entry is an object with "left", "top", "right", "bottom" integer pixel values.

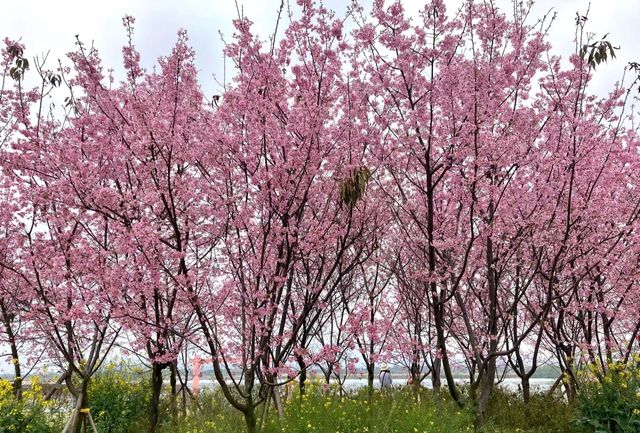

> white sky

[{"left": 1, "top": 0, "right": 638, "bottom": 98}]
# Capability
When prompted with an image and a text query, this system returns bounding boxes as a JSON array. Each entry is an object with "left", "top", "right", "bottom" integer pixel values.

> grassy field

[
  {"left": 152, "top": 384, "right": 575, "bottom": 433},
  {"left": 0, "top": 372, "right": 600, "bottom": 433}
]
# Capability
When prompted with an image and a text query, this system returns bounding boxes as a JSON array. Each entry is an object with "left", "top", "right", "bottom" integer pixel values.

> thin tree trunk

[
  {"left": 544, "top": 375, "right": 563, "bottom": 398},
  {"left": 431, "top": 357, "right": 441, "bottom": 390},
  {"left": 477, "top": 212, "right": 498, "bottom": 422},
  {"left": 170, "top": 361, "right": 178, "bottom": 422},
  {"left": 297, "top": 355, "right": 306, "bottom": 396},
  {"left": 150, "top": 363, "right": 164, "bottom": 433},
  {"left": 62, "top": 379, "right": 90, "bottom": 433},
  {"left": 258, "top": 387, "right": 271, "bottom": 433},
  {"left": 521, "top": 376, "right": 531, "bottom": 404},
  {"left": 244, "top": 407, "right": 257, "bottom": 433},
  {"left": 273, "top": 386, "right": 284, "bottom": 419},
  {"left": 0, "top": 301, "right": 21, "bottom": 398},
  {"left": 477, "top": 356, "right": 497, "bottom": 422},
  {"left": 433, "top": 302, "right": 464, "bottom": 407},
  {"left": 44, "top": 371, "right": 67, "bottom": 401}
]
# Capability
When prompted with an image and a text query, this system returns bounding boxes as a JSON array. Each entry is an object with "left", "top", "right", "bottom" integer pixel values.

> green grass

[
  {"left": 157, "top": 387, "right": 475, "bottom": 433},
  {"left": 482, "top": 388, "right": 576, "bottom": 433},
  {"left": 1, "top": 373, "right": 579, "bottom": 433},
  {"left": 157, "top": 384, "right": 575, "bottom": 433},
  {"left": 268, "top": 388, "right": 473, "bottom": 433}
]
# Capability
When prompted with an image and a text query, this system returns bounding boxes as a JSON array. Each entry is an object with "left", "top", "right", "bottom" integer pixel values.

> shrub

[
  {"left": 0, "top": 377, "right": 64, "bottom": 433},
  {"left": 575, "top": 357, "right": 640, "bottom": 433},
  {"left": 158, "top": 388, "right": 249, "bottom": 433},
  {"left": 484, "top": 387, "right": 575, "bottom": 433},
  {"left": 88, "top": 364, "right": 150, "bottom": 433}
]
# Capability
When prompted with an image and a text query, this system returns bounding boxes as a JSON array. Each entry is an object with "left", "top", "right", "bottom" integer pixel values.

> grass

[
  {"left": 157, "top": 382, "right": 574, "bottom": 433},
  {"left": 158, "top": 386, "right": 475, "bottom": 433},
  {"left": 1, "top": 373, "right": 578, "bottom": 433},
  {"left": 482, "top": 388, "right": 576, "bottom": 433},
  {"left": 269, "top": 388, "right": 473, "bottom": 433}
]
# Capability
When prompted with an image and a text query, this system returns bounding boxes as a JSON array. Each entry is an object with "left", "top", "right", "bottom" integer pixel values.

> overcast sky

[{"left": 1, "top": 0, "right": 638, "bottom": 98}]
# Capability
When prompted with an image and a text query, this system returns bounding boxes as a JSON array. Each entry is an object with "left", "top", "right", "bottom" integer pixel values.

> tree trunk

[
  {"left": 433, "top": 303, "right": 463, "bottom": 407},
  {"left": 44, "top": 371, "right": 67, "bottom": 401},
  {"left": 273, "top": 386, "right": 284, "bottom": 419},
  {"left": 521, "top": 376, "right": 531, "bottom": 404},
  {"left": 367, "top": 363, "right": 374, "bottom": 392},
  {"left": 410, "top": 361, "right": 419, "bottom": 386},
  {"left": 544, "top": 375, "right": 563, "bottom": 399},
  {"left": 150, "top": 363, "right": 164, "bottom": 433},
  {"left": 258, "top": 387, "right": 271, "bottom": 433},
  {"left": 477, "top": 357, "right": 496, "bottom": 422},
  {"left": 562, "top": 374, "right": 577, "bottom": 402},
  {"left": 62, "top": 379, "right": 89, "bottom": 433},
  {"left": 297, "top": 355, "right": 306, "bottom": 396},
  {"left": 476, "top": 218, "right": 498, "bottom": 421},
  {"left": 181, "top": 384, "right": 187, "bottom": 418},
  {"left": 243, "top": 368, "right": 257, "bottom": 433},
  {"left": 558, "top": 352, "right": 578, "bottom": 403},
  {"left": 170, "top": 361, "right": 178, "bottom": 422},
  {"left": 324, "top": 364, "right": 332, "bottom": 385},
  {"left": 431, "top": 357, "right": 441, "bottom": 390},
  {"left": 0, "top": 301, "right": 21, "bottom": 398},
  {"left": 244, "top": 406, "right": 257, "bottom": 433}
]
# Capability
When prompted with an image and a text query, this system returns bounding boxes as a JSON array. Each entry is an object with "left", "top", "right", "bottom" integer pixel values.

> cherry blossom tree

[
  {"left": 179, "top": 3, "right": 377, "bottom": 431},
  {"left": 0, "top": 1, "right": 639, "bottom": 432},
  {"left": 55, "top": 20, "right": 210, "bottom": 431},
  {"left": 352, "top": 0, "right": 640, "bottom": 420}
]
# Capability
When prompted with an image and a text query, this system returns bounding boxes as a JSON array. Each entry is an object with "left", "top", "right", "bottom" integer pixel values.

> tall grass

[
  {"left": 0, "top": 371, "right": 584, "bottom": 433},
  {"left": 156, "top": 382, "right": 575, "bottom": 433},
  {"left": 482, "top": 387, "right": 575, "bottom": 433}
]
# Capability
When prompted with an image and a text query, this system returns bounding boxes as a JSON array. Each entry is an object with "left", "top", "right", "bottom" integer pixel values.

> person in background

[{"left": 379, "top": 363, "right": 392, "bottom": 390}]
